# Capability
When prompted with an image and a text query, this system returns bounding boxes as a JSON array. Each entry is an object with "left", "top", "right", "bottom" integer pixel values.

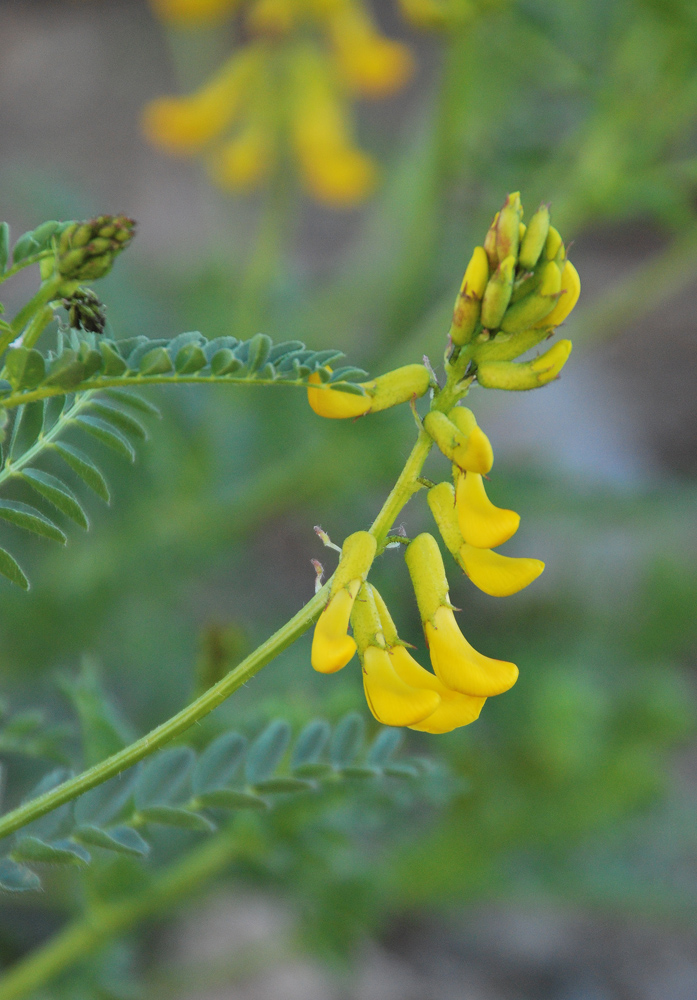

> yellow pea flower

[
  {"left": 209, "top": 125, "right": 275, "bottom": 192},
  {"left": 311, "top": 531, "right": 376, "bottom": 673},
  {"left": 423, "top": 407, "right": 493, "bottom": 474},
  {"left": 405, "top": 533, "right": 518, "bottom": 697},
  {"left": 142, "top": 48, "right": 262, "bottom": 154},
  {"left": 458, "top": 544, "right": 544, "bottom": 597},
  {"left": 328, "top": 3, "right": 414, "bottom": 97},
  {"left": 425, "top": 604, "right": 519, "bottom": 697},
  {"left": 307, "top": 364, "right": 430, "bottom": 419},
  {"left": 455, "top": 472, "right": 520, "bottom": 549},
  {"left": 357, "top": 585, "right": 485, "bottom": 733}
]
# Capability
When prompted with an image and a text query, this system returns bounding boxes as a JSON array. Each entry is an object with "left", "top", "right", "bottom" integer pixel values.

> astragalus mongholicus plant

[{"left": 0, "top": 192, "right": 578, "bottom": 998}]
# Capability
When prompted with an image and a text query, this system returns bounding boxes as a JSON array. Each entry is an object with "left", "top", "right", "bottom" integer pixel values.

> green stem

[
  {"left": 0, "top": 374, "right": 333, "bottom": 412},
  {"left": 0, "top": 251, "right": 53, "bottom": 288},
  {"left": 19, "top": 305, "right": 56, "bottom": 352},
  {"left": 0, "top": 828, "right": 247, "bottom": 1000},
  {"left": 0, "top": 583, "right": 329, "bottom": 843},
  {"left": 370, "top": 428, "right": 433, "bottom": 549},
  {"left": 0, "top": 278, "right": 61, "bottom": 360},
  {"left": 0, "top": 393, "right": 95, "bottom": 488}
]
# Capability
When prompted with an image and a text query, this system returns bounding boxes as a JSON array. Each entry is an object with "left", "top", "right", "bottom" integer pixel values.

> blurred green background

[{"left": 2, "top": 0, "right": 697, "bottom": 997}]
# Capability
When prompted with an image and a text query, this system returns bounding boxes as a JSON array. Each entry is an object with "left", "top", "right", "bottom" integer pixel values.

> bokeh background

[{"left": 2, "top": 0, "right": 697, "bottom": 997}]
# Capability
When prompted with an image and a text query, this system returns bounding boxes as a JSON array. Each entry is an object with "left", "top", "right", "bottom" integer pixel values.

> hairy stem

[
  {"left": 0, "top": 828, "right": 247, "bottom": 1000},
  {"left": 0, "top": 583, "right": 329, "bottom": 842}
]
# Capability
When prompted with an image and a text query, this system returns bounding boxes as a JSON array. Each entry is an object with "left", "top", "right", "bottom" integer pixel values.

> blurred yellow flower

[{"left": 144, "top": 0, "right": 415, "bottom": 206}]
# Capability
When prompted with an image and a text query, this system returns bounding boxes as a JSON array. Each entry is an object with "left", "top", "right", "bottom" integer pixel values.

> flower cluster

[
  {"left": 307, "top": 193, "right": 580, "bottom": 732},
  {"left": 310, "top": 406, "right": 542, "bottom": 733},
  {"left": 143, "top": 0, "right": 413, "bottom": 206}
]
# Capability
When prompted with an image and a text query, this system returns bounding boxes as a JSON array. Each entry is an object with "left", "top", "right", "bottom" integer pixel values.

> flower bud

[
  {"left": 423, "top": 409, "right": 493, "bottom": 474},
  {"left": 483, "top": 212, "right": 499, "bottom": 270},
  {"left": 480, "top": 255, "right": 515, "bottom": 330},
  {"left": 494, "top": 192, "right": 522, "bottom": 263},
  {"left": 544, "top": 225, "right": 563, "bottom": 261},
  {"left": 405, "top": 534, "right": 518, "bottom": 697},
  {"left": 427, "top": 482, "right": 462, "bottom": 556},
  {"left": 307, "top": 364, "right": 429, "bottom": 419},
  {"left": 499, "top": 260, "right": 562, "bottom": 335},
  {"left": 450, "top": 246, "right": 488, "bottom": 346},
  {"left": 532, "top": 260, "right": 580, "bottom": 329},
  {"left": 476, "top": 339, "right": 572, "bottom": 391},
  {"left": 56, "top": 216, "right": 136, "bottom": 285},
  {"left": 455, "top": 472, "right": 519, "bottom": 549},
  {"left": 518, "top": 204, "right": 550, "bottom": 270}
]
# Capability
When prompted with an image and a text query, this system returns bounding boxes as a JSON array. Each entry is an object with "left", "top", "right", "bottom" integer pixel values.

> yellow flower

[
  {"left": 405, "top": 533, "right": 519, "bottom": 697},
  {"left": 423, "top": 407, "right": 494, "bottom": 474},
  {"left": 149, "top": 0, "right": 241, "bottom": 25},
  {"left": 209, "top": 125, "right": 274, "bottom": 192},
  {"left": 355, "top": 584, "right": 485, "bottom": 733},
  {"left": 454, "top": 472, "right": 519, "bottom": 549},
  {"left": 328, "top": 3, "right": 414, "bottom": 97},
  {"left": 142, "top": 48, "right": 262, "bottom": 154},
  {"left": 307, "top": 364, "right": 430, "bottom": 419},
  {"left": 311, "top": 531, "right": 376, "bottom": 673}
]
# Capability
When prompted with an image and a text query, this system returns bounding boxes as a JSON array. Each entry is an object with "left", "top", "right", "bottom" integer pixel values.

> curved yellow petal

[
  {"left": 300, "top": 145, "right": 377, "bottom": 207},
  {"left": 533, "top": 260, "right": 580, "bottom": 328},
  {"left": 209, "top": 127, "right": 274, "bottom": 192},
  {"left": 362, "top": 647, "right": 440, "bottom": 727},
  {"left": 425, "top": 606, "right": 518, "bottom": 697},
  {"left": 455, "top": 472, "right": 519, "bottom": 549},
  {"left": 459, "top": 544, "right": 544, "bottom": 597},
  {"left": 307, "top": 371, "right": 371, "bottom": 418},
  {"left": 311, "top": 583, "right": 360, "bottom": 673},
  {"left": 388, "top": 645, "right": 485, "bottom": 733},
  {"left": 410, "top": 690, "right": 486, "bottom": 733}
]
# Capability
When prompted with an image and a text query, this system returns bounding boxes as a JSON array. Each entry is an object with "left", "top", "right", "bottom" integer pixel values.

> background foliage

[{"left": 1, "top": 0, "right": 697, "bottom": 997}]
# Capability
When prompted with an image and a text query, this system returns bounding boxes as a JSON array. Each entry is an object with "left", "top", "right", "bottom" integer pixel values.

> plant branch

[{"left": 0, "top": 826, "right": 249, "bottom": 1000}]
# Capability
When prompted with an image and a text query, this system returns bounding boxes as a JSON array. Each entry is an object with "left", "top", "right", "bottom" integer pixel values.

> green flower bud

[
  {"left": 518, "top": 204, "right": 550, "bottom": 270},
  {"left": 476, "top": 339, "right": 572, "bottom": 390},
  {"left": 495, "top": 192, "right": 522, "bottom": 263},
  {"left": 480, "top": 255, "right": 515, "bottom": 330},
  {"left": 499, "top": 260, "right": 562, "bottom": 334},
  {"left": 56, "top": 215, "right": 136, "bottom": 285}
]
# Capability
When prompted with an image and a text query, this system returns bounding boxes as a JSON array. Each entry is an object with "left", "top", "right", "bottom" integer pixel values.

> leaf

[
  {"left": 61, "top": 659, "right": 133, "bottom": 767},
  {"left": 0, "top": 547, "right": 29, "bottom": 589},
  {"left": 367, "top": 728, "right": 403, "bottom": 767},
  {"left": 340, "top": 765, "right": 378, "bottom": 779},
  {"left": 193, "top": 788, "right": 268, "bottom": 811},
  {"left": 0, "top": 222, "right": 9, "bottom": 273},
  {"left": 268, "top": 340, "right": 304, "bottom": 362},
  {"left": 125, "top": 339, "right": 169, "bottom": 371},
  {"left": 291, "top": 762, "right": 333, "bottom": 779},
  {"left": 383, "top": 763, "right": 420, "bottom": 779},
  {"left": 53, "top": 442, "right": 110, "bottom": 503},
  {"left": 20, "top": 768, "right": 73, "bottom": 839},
  {"left": 192, "top": 732, "right": 247, "bottom": 793},
  {"left": 135, "top": 747, "right": 195, "bottom": 808},
  {"left": 210, "top": 349, "right": 242, "bottom": 376},
  {"left": 174, "top": 343, "right": 207, "bottom": 374},
  {"left": 329, "top": 366, "right": 369, "bottom": 383},
  {"left": 73, "top": 415, "right": 136, "bottom": 462},
  {"left": 310, "top": 350, "right": 346, "bottom": 368},
  {"left": 43, "top": 351, "right": 87, "bottom": 390},
  {"left": 253, "top": 776, "right": 314, "bottom": 794},
  {"left": 245, "top": 720, "right": 291, "bottom": 785},
  {"left": 0, "top": 857, "right": 41, "bottom": 892},
  {"left": 4, "top": 348, "right": 46, "bottom": 391},
  {"left": 0, "top": 500, "right": 66, "bottom": 544},
  {"left": 166, "top": 331, "right": 204, "bottom": 357},
  {"left": 74, "top": 771, "right": 138, "bottom": 826},
  {"left": 330, "top": 713, "right": 364, "bottom": 768},
  {"left": 291, "top": 720, "right": 331, "bottom": 769},
  {"left": 246, "top": 333, "right": 272, "bottom": 373},
  {"left": 137, "top": 805, "right": 215, "bottom": 831},
  {"left": 72, "top": 824, "right": 149, "bottom": 857},
  {"left": 29, "top": 220, "right": 59, "bottom": 248},
  {"left": 9, "top": 401, "right": 45, "bottom": 458},
  {"left": 12, "top": 232, "right": 40, "bottom": 264},
  {"left": 138, "top": 347, "right": 173, "bottom": 376},
  {"left": 103, "top": 388, "right": 160, "bottom": 417},
  {"left": 12, "top": 836, "right": 90, "bottom": 866},
  {"left": 87, "top": 401, "right": 147, "bottom": 440},
  {"left": 99, "top": 341, "right": 128, "bottom": 376},
  {"left": 22, "top": 469, "right": 89, "bottom": 529}
]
